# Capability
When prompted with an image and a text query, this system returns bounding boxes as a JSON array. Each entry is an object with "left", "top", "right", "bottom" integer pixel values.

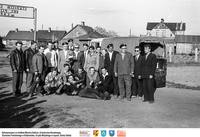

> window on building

[
  {"left": 174, "top": 46, "right": 177, "bottom": 54},
  {"left": 156, "top": 30, "right": 159, "bottom": 37},
  {"left": 162, "top": 30, "right": 166, "bottom": 37}
]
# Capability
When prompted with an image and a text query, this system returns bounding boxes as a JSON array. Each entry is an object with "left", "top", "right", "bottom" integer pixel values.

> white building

[{"left": 146, "top": 19, "right": 186, "bottom": 38}]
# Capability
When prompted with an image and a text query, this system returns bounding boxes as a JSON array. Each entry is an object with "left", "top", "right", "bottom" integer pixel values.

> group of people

[{"left": 9, "top": 39, "right": 157, "bottom": 103}]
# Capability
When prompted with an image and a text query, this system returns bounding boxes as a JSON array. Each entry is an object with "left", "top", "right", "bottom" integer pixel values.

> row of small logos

[{"left": 80, "top": 129, "right": 126, "bottom": 137}]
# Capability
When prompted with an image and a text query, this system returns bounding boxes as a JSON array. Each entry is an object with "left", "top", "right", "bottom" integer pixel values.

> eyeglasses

[{"left": 135, "top": 50, "right": 139, "bottom": 52}]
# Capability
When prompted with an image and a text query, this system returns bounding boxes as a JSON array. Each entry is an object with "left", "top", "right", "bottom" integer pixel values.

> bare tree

[{"left": 94, "top": 26, "right": 119, "bottom": 37}]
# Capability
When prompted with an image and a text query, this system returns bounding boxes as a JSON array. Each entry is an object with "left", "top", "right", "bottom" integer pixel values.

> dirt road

[{"left": 0, "top": 55, "right": 200, "bottom": 128}]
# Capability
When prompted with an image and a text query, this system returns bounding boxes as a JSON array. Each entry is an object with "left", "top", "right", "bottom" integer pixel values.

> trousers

[{"left": 118, "top": 74, "right": 132, "bottom": 99}]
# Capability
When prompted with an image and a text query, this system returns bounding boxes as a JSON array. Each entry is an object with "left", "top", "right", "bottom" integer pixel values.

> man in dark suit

[
  {"left": 10, "top": 41, "right": 24, "bottom": 97},
  {"left": 104, "top": 44, "right": 119, "bottom": 98},
  {"left": 132, "top": 46, "right": 143, "bottom": 99},
  {"left": 98, "top": 67, "right": 112, "bottom": 100},
  {"left": 24, "top": 41, "right": 37, "bottom": 95},
  {"left": 80, "top": 43, "right": 89, "bottom": 68},
  {"left": 142, "top": 44, "right": 157, "bottom": 103},
  {"left": 114, "top": 44, "right": 134, "bottom": 101}
]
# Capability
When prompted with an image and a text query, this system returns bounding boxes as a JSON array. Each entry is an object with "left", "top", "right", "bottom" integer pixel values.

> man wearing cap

[
  {"left": 104, "top": 44, "right": 119, "bottom": 98},
  {"left": 114, "top": 44, "right": 134, "bottom": 101},
  {"left": 10, "top": 41, "right": 25, "bottom": 97},
  {"left": 142, "top": 44, "right": 157, "bottom": 103}
]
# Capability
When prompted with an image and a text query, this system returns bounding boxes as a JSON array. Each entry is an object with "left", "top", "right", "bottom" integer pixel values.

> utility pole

[{"left": 33, "top": 8, "right": 37, "bottom": 41}]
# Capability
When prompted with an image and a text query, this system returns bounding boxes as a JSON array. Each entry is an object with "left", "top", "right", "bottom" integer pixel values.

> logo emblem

[
  {"left": 117, "top": 130, "right": 126, "bottom": 137},
  {"left": 101, "top": 130, "right": 106, "bottom": 137},
  {"left": 93, "top": 130, "right": 99, "bottom": 137},
  {"left": 109, "top": 130, "right": 115, "bottom": 137},
  {"left": 79, "top": 130, "right": 90, "bottom": 137}
]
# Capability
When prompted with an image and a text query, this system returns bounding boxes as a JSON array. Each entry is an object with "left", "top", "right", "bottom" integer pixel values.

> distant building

[
  {"left": 175, "top": 35, "right": 200, "bottom": 54},
  {"left": 4, "top": 28, "right": 67, "bottom": 47},
  {"left": 62, "top": 22, "right": 105, "bottom": 46},
  {"left": 146, "top": 19, "right": 186, "bottom": 38},
  {"left": 37, "top": 28, "right": 67, "bottom": 44},
  {"left": 5, "top": 28, "right": 34, "bottom": 47}
]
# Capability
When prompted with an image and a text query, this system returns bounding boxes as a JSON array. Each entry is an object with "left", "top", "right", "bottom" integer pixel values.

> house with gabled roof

[
  {"left": 175, "top": 35, "right": 200, "bottom": 54},
  {"left": 37, "top": 28, "right": 67, "bottom": 43},
  {"left": 146, "top": 19, "right": 186, "bottom": 38},
  {"left": 61, "top": 22, "right": 106, "bottom": 46},
  {"left": 4, "top": 28, "right": 67, "bottom": 47},
  {"left": 4, "top": 29, "right": 34, "bottom": 47}
]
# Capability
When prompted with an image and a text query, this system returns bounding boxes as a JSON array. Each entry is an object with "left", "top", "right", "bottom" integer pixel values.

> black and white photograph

[{"left": 0, "top": 0, "right": 200, "bottom": 131}]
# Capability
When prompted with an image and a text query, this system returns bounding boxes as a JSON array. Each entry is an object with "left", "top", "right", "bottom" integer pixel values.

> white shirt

[
  {"left": 63, "top": 50, "right": 68, "bottom": 59},
  {"left": 136, "top": 54, "right": 140, "bottom": 60},
  {"left": 44, "top": 48, "right": 50, "bottom": 55},
  {"left": 74, "top": 51, "right": 79, "bottom": 59},
  {"left": 102, "top": 72, "right": 108, "bottom": 79},
  {"left": 121, "top": 53, "right": 125, "bottom": 60},
  {"left": 146, "top": 52, "right": 150, "bottom": 60},
  {"left": 84, "top": 50, "right": 88, "bottom": 60},
  {"left": 44, "top": 48, "right": 57, "bottom": 67},
  {"left": 51, "top": 50, "right": 57, "bottom": 67},
  {"left": 108, "top": 51, "right": 113, "bottom": 61}
]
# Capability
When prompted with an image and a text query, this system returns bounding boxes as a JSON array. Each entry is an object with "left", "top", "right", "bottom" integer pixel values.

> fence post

[
  {"left": 195, "top": 48, "right": 198, "bottom": 62},
  {"left": 169, "top": 46, "right": 172, "bottom": 63}
]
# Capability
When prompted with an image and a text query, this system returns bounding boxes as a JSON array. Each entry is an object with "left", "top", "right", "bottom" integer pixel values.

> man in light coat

[
  {"left": 114, "top": 44, "right": 134, "bottom": 101},
  {"left": 58, "top": 42, "right": 69, "bottom": 74}
]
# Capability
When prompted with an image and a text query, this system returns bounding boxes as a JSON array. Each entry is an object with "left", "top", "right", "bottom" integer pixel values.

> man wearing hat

[
  {"left": 9, "top": 41, "right": 25, "bottom": 97},
  {"left": 114, "top": 44, "right": 134, "bottom": 101},
  {"left": 142, "top": 44, "right": 157, "bottom": 103}
]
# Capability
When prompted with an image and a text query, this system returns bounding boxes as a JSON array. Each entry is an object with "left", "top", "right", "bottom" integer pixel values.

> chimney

[
  {"left": 48, "top": 27, "right": 51, "bottom": 32},
  {"left": 180, "top": 21, "right": 183, "bottom": 30},
  {"left": 15, "top": 28, "right": 19, "bottom": 32},
  {"left": 161, "top": 18, "right": 164, "bottom": 23},
  {"left": 176, "top": 23, "right": 178, "bottom": 30},
  {"left": 81, "top": 21, "right": 85, "bottom": 26},
  {"left": 71, "top": 23, "right": 74, "bottom": 29}
]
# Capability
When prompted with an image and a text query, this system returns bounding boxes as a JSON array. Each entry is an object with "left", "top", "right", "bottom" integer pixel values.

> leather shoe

[{"left": 149, "top": 101, "right": 154, "bottom": 104}]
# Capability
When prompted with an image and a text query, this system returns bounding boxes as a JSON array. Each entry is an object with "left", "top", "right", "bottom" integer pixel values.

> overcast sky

[{"left": 0, "top": 0, "right": 199, "bottom": 36}]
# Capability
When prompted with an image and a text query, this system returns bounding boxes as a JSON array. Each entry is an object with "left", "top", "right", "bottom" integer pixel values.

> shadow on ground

[
  {"left": 41, "top": 106, "right": 89, "bottom": 128},
  {"left": 0, "top": 74, "right": 12, "bottom": 83},
  {"left": 0, "top": 57, "right": 9, "bottom": 69},
  {"left": 0, "top": 87, "right": 47, "bottom": 128},
  {"left": 167, "top": 81, "right": 200, "bottom": 90}
]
